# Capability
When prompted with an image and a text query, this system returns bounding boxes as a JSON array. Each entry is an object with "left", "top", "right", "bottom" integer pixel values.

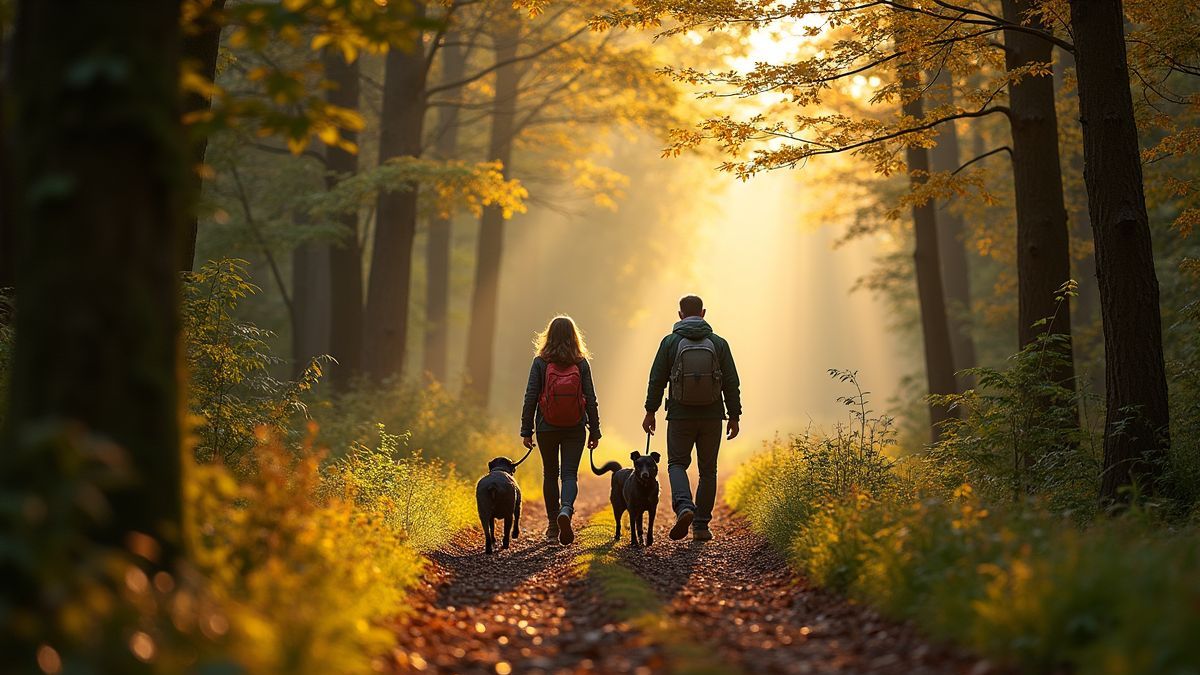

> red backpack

[{"left": 539, "top": 361, "right": 585, "bottom": 427}]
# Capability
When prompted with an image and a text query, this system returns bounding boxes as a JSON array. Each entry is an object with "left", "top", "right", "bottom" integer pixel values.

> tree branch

[
  {"left": 952, "top": 145, "right": 1012, "bottom": 174},
  {"left": 425, "top": 24, "right": 589, "bottom": 97}
]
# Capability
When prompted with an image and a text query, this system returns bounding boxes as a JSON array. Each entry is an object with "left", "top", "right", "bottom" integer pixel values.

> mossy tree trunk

[{"left": 4, "top": 0, "right": 187, "bottom": 557}]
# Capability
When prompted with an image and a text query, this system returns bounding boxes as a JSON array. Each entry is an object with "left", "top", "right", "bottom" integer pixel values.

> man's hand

[
  {"left": 726, "top": 417, "right": 740, "bottom": 441},
  {"left": 522, "top": 435, "right": 535, "bottom": 450},
  {"left": 587, "top": 436, "right": 600, "bottom": 450},
  {"left": 642, "top": 412, "right": 656, "bottom": 435}
]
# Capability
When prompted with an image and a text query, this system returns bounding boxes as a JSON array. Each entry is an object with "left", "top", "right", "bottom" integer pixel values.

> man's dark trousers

[{"left": 666, "top": 418, "right": 723, "bottom": 528}]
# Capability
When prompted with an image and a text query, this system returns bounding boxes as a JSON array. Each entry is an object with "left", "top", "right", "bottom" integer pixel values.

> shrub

[
  {"left": 189, "top": 430, "right": 424, "bottom": 674},
  {"left": 927, "top": 286, "right": 1102, "bottom": 515},
  {"left": 183, "top": 259, "right": 324, "bottom": 471},
  {"left": 730, "top": 373, "right": 1200, "bottom": 674},
  {"left": 320, "top": 426, "right": 476, "bottom": 552}
]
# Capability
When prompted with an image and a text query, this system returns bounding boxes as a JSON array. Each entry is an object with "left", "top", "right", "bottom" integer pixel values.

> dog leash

[
  {"left": 645, "top": 431, "right": 652, "bottom": 455},
  {"left": 513, "top": 445, "right": 534, "bottom": 467}
]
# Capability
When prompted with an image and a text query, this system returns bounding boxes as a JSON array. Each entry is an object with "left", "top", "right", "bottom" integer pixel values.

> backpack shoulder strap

[{"left": 668, "top": 333, "right": 685, "bottom": 368}]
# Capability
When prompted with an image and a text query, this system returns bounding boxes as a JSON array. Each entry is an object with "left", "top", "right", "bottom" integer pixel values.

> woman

[{"left": 521, "top": 315, "right": 601, "bottom": 546}]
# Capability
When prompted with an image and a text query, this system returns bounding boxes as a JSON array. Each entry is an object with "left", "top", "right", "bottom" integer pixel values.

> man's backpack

[
  {"left": 669, "top": 337, "right": 723, "bottom": 405},
  {"left": 540, "top": 361, "right": 586, "bottom": 426}
]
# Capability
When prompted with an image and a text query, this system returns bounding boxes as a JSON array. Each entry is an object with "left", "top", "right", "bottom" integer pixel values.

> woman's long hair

[{"left": 533, "top": 315, "right": 591, "bottom": 365}]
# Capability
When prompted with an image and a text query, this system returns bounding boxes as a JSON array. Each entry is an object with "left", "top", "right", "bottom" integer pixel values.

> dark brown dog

[
  {"left": 591, "top": 448, "right": 661, "bottom": 547},
  {"left": 475, "top": 448, "right": 531, "bottom": 554}
]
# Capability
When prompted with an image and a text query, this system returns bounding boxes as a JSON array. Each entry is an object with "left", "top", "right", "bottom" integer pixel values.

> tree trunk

[
  {"left": 927, "top": 70, "right": 977, "bottom": 388},
  {"left": 4, "top": 0, "right": 186, "bottom": 558},
  {"left": 1054, "top": 51, "right": 1104, "bottom": 399},
  {"left": 291, "top": 238, "right": 330, "bottom": 378},
  {"left": 423, "top": 32, "right": 466, "bottom": 382},
  {"left": 363, "top": 2, "right": 427, "bottom": 383},
  {"left": 180, "top": 0, "right": 227, "bottom": 271},
  {"left": 464, "top": 18, "right": 521, "bottom": 405},
  {"left": 902, "top": 82, "right": 960, "bottom": 443},
  {"left": 1069, "top": 0, "right": 1171, "bottom": 502},
  {"left": 1001, "top": 0, "right": 1076, "bottom": 384},
  {"left": 0, "top": 19, "right": 13, "bottom": 291},
  {"left": 323, "top": 50, "right": 363, "bottom": 390}
]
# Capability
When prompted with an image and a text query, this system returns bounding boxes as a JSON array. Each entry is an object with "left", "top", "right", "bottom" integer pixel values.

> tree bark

[
  {"left": 1001, "top": 0, "right": 1075, "bottom": 385},
  {"left": 323, "top": 50, "right": 364, "bottom": 390},
  {"left": 180, "top": 0, "right": 227, "bottom": 271},
  {"left": 1069, "top": 0, "right": 1171, "bottom": 502},
  {"left": 464, "top": 17, "right": 521, "bottom": 405},
  {"left": 423, "top": 32, "right": 466, "bottom": 383},
  {"left": 291, "top": 238, "right": 330, "bottom": 378},
  {"left": 1054, "top": 51, "right": 1104, "bottom": 399},
  {"left": 0, "top": 19, "right": 13, "bottom": 291},
  {"left": 363, "top": 2, "right": 427, "bottom": 383},
  {"left": 902, "top": 81, "right": 960, "bottom": 443},
  {"left": 4, "top": 0, "right": 186, "bottom": 558},
  {"left": 927, "top": 71, "right": 977, "bottom": 388}
]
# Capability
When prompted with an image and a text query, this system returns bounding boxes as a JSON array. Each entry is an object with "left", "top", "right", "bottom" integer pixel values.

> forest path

[{"left": 385, "top": 481, "right": 996, "bottom": 674}]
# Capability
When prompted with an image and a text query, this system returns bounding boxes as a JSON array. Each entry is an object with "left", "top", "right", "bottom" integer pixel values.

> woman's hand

[
  {"left": 522, "top": 435, "right": 535, "bottom": 450},
  {"left": 587, "top": 436, "right": 600, "bottom": 450}
]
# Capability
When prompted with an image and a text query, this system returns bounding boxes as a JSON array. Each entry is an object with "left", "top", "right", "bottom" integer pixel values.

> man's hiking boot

[
  {"left": 692, "top": 526, "right": 713, "bottom": 542},
  {"left": 669, "top": 508, "right": 695, "bottom": 540},
  {"left": 544, "top": 524, "right": 559, "bottom": 542},
  {"left": 557, "top": 511, "right": 574, "bottom": 546}
]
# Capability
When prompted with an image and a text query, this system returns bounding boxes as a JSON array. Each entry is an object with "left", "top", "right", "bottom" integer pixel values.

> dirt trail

[{"left": 386, "top": 481, "right": 995, "bottom": 675}]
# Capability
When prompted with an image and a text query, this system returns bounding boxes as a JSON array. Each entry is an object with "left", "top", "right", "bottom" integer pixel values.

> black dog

[
  {"left": 475, "top": 448, "right": 532, "bottom": 554},
  {"left": 591, "top": 448, "right": 660, "bottom": 547}
]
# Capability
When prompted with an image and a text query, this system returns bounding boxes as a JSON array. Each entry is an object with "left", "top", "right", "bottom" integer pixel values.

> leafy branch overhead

[
  {"left": 308, "top": 157, "right": 529, "bottom": 220},
  {"left": 182, "top": 0, "right": 434, "bottom": 154}
]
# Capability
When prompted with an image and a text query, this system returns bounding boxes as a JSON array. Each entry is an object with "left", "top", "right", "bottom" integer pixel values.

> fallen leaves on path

[{"left": 387, "top": 485, "right": 998, "bottom": 674}]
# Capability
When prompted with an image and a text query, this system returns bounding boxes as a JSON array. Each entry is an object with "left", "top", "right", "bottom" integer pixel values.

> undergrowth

[
  {"left": 728, "top": 368, "right": 1200, "bottom": 674},
  {"left": 2, "top": 260, "right": 481, "bottom": 674}
]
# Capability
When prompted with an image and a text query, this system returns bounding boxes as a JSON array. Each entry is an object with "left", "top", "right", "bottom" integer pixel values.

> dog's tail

[{"left": 589, "top": 447, "right": 621, "bottom": 476}]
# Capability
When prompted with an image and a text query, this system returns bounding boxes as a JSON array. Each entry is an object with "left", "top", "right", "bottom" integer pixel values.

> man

[{"left": 643, "top": 294, "right": 741, "bottom": 542}]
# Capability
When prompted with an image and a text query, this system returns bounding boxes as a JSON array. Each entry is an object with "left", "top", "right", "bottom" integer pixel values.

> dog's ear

[
  {"left": 630, "top": 451, "right": 640, "bottom": 461},
  {"left": 650, "top": 451, "right": 661, "bottom": 463}
]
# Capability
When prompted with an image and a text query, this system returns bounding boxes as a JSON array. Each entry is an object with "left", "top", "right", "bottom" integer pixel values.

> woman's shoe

[
  {"left": 557, "top": 510, "right": 574, "bottom": 545},
  {"left": 544, "top": 524, "right": 559, "bottom": 542}
]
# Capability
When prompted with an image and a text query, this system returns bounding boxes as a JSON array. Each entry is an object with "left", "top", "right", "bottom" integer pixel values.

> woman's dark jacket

[{"left": 520, "top": 357, "right": 601, "bottom": 439}]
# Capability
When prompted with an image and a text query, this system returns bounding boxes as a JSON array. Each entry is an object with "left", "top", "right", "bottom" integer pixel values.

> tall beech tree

[
  {"left": 1069, "top": 0, "right": 1171, "bottom": 502},
  {"left": 927, "top": 71, "right": 977, "bottom": 386},
  {"left": 4, "top": 0, "right": 186, "bottom": 560},
  {"left": 464, "top": 14, "right": 521, "bottom": 404},
  {"left": 181, "top": 0, "right": 228, "bottom": 271},
  {"left": 903, "top": 81, "right": 960, "bottom": 441},
  {"left": 323, "top": 49, "right": 364, "bottom": 389},
  {"left": 291, "top": 234, "right": 331, "bottom": 378},
  {"left": 999, "top": 0, "right": 1074, "bottom": 385},
  {"left": 363, "top": 2, "right": 429, "bottom": 383},
  {"left": 423, "top": 32, "right": 467, "bottom": 382}
]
